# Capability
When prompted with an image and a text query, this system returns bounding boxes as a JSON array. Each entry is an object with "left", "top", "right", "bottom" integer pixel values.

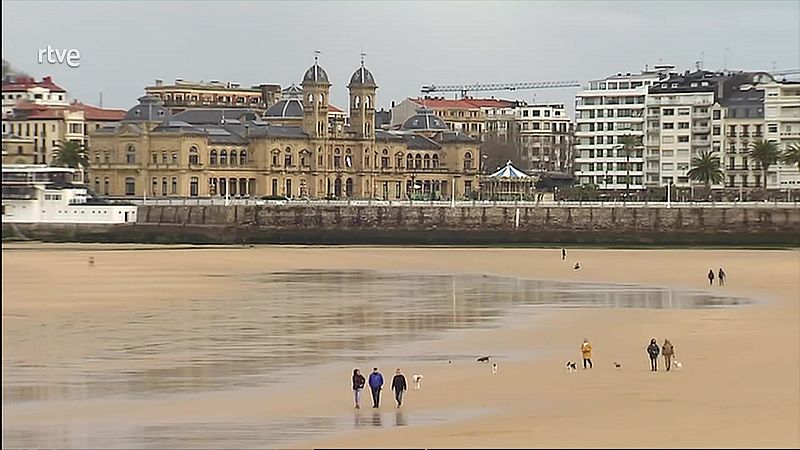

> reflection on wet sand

[{"left": 3, "top": 270, "right": 747, "bottom": 448}]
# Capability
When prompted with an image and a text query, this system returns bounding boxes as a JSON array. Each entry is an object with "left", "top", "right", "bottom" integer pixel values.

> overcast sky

[{"left": 3, "top": 0, "right": 798, "bottom": 115}]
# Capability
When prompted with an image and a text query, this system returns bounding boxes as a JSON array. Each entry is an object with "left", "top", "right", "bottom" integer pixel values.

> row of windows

[{"left": 121, "top": 177, "right": 199, "bottom": 196}]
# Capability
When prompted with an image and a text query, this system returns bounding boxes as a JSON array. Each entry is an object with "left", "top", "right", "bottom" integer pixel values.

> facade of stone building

[
  {"left": 1, "top": 133, "right": 36, "bottom": 165},
  {"left": 145, "top": 78, "right": 282, "bottom": 114},
  {"left": 88, "top": 61, "right": 480, "bottom": 200}
]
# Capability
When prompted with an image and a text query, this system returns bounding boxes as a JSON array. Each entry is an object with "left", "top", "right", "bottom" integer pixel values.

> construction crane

[{"left": 420, "top": 80, "right": 582, "bottom": 98}]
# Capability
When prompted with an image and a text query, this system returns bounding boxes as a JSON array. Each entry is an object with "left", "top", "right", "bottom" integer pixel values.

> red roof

[
  {"left": 8, "top": 100, "right": 125, "bottom": 121},
  {"left": 69, "top": 101, "right": 125, "bottom": 121},
  {"left": 328, "top": 104, "right": 344, "bottom": 113},
  {"left": 2, "top": 76, "right": 66, "bottom": 93},
  {"left": 412, "top": 97, "right": 515, "bottom": 109}
]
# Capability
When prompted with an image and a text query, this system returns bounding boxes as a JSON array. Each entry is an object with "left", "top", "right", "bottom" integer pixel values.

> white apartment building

[
  {"left": 762, "top": 80, "right": 800, "bottom": 188},
  {"left": 485, "top": 103, "right": 573, "bottom": 173},
  {"left": 574, "top": 66, "right": 671, "bottom": 189}
]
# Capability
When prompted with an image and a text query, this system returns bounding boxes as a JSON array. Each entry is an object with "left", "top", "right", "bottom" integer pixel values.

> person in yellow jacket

[{"left": 581, "top": 338, "right": 593, "bottom": 369}]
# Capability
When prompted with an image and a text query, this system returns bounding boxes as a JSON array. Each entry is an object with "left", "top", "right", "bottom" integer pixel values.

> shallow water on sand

[{"left": 2, "top": 270, "right": 747, "bottom": 448}]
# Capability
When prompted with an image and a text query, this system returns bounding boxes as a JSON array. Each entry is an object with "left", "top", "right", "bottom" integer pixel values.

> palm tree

[
  {"left": 617, "top": 134, "right": 640, "bottom": 198},
  {"left": 687, "top": 150, "right": 724, "bottom": 189},
  {"left": 748, "top": 140, "right": 779, "bottom": 188},
  {"left": 781, "top": 142, "right": 800, "bottom": 173},
  {"left": 52, "top": 140, "right": 90, "bottom": 169}
]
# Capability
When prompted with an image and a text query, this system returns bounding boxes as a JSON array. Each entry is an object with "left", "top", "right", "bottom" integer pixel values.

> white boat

[{"left": 2, "top": 164, "right": 137, "bottom": 224}]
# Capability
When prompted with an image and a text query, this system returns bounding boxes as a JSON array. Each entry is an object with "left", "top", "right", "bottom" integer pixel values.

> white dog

[
  {"left": 492, "top": 363, "right": 498, "bottom": 375},
  {"left": 566, "top": 361, "right": 577, "bottom": 373},
  {"left": 674, "top": 361, "right": 682, "bottom": 371},
  {"left": 412, "top": 374, "right": 424, "bottom": 390}
]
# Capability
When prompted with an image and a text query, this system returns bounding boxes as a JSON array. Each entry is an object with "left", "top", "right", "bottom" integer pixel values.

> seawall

[{"left": 3, "top": 204, "right": 799, "bottom": 246}]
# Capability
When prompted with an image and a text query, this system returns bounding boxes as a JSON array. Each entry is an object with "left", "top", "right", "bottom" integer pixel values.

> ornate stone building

[{"left": 88, "top": 60, "right": 480, "bottom": 200}]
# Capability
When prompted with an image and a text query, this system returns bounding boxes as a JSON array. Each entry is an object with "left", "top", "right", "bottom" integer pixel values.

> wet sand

[{"left": 2, "top": 244, "right": 799, "bottom": 448}]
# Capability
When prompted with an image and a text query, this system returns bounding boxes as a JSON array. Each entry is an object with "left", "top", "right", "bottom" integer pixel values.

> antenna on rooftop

[{"left": 99, "top": 91, "right": 103, "bottom": 108}]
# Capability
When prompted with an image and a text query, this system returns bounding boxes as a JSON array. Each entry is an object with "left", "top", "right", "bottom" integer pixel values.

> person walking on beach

[
  {"left": 707, "top": 269, "right": 715, "bottom": 286},
  {"left": 718, "top": 268, "right": 726, "bottom": 286},
  {"left": 662, "top": 339, "right": 675, "bottom": 371},
  {"left": 352, "top": 368, "right": 366, "bottom": 409},
  {"left": 368, "top": 367, "right": 384, "bottom": 408},
  {"left": 580, "top": 338, "right": 593, "bottom": 369},
  {"left": 647, "top": 338, "right": 661, "bottom": 371},
  {"left": 562, "top": 248, "right": 567, "bottom": 260},
  {"left": 391, "top": 368, "right": 407, "bottom": 408}
]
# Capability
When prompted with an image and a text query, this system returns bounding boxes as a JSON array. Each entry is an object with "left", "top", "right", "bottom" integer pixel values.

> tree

[
  {"left": 480, "top": 139, "right": 523, "bottom": 174},
  {"left": 52, "top": 140, "right": 90, "bottom": 169},
  {"left": 781, "top": 142, "right": 800, "bottom": 173},
  {"left": 617, "top": 134, "right": 641, "bottom": 196},
  {"left": 687, "top": 150, "right": 724, "bottom": 189},
  {"left": 748, "top": 140, "right": 779, "bottom": 188}
]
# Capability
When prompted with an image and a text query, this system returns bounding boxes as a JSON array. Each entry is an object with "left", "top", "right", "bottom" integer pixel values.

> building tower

[
  {"left": 301, "top": 53, "right": 331, "bottom": 138},
  {"left": 347, "top": 54, "right": 377, "bottom": 139}
]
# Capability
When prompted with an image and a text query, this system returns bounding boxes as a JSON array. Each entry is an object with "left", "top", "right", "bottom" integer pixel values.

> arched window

[
  {"left": 366, "top": 95, "right": 372, "bottom": 109},
  {"left": 464, "top": 151, "right": 473, "bottom": 170},
  {"left": 240, "top": 150, "right": 247, "bottom": 165},
  {"left": 220, "top": 150, "right": 227, "bottom": 165},
  {"left": 353, "top": 95, "right": 361, "bottom": 108},
  {"left": 432, "top": 154, "right": 440, "bottom": 168},
  {"left": 126, "top": 145, "right": 136, "bottom": 164},
  {"left": 230, "top": 150, "right": 237, "bottom": 166},
  {"left": 125, "top": 177, "right": 136, "bottom": 196},
  {"left": 189, "top": 146, "right": 199, "bottom": 165},
  {"left": 103, "top": 177, "right": 110, "bottom": 195},
  {"left": 210, "top": 149, "right": 217, "bottom": 165},
  {"left": 285, "top": 147, "right": 293, "bottom": 167},
  {"left": 94, "top": 177, "right": 100, "bottom": 192},
  {"left": 272, "top": 150, "right": 280, "bottom": 166},
  {"left": 406, "top": 154, "right": 413, "bottom": 168},
  {"left": 319, "top": 93, "right": 325, "bottom": 105},
  {"left": 424, "top": 154, "right": 431, "bottom": 169},
  {"left": 397, "top": 153, "right": 404, "bottom": 169},
  {"left": 415, "top": 154, "right": 422, "bottom": 169},
  {"left": 190, "top": 177, "right": 199, "bottom": 197},
  {"left": 345, "top": 178, "right": 354, "bottom": 197},
  {"left": 307, "top": 93, "right": 314, "bottom": 105}
]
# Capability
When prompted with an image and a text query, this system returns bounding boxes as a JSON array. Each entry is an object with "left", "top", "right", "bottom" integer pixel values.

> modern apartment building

[
  {"left": 574, "top": 66, "right": 671, "bottom": 189},
  {"left": 761, "top": 79, "right": 800, "bottom": 188},
  {"left": 145, "top": 78, "right": 283, "bottom": 114},
  {"left": 485, "top": 103, "right": 573, "bottom": 173}
]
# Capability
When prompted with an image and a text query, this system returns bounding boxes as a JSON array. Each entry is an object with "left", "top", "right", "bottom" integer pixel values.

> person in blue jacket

[{"left": 368, "top": 367, "right": 384, "bottom": 408}]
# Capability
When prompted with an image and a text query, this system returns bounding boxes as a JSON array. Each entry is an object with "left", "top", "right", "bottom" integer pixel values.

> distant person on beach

[
  {"left": 574, "top": 262, "right": 581, "bottom": 270},
  {"left": 562, "top": 249, "right": 567, "bottom": 260},
  {"left": 662, "top": 339, "right": 675, "bottom": 371},
  {"left": 718, "top": 268, "right": 726, "bottom": 286},
  {"left": 352, "top": 368, "right": 366, "bottom": 409},
  {"left": 707, "top": 269, "right": 715, "bottom": 286},
  {"left": 581, "top": 338, "right": 593, "bottom": 369},
  {"left": 391, "top": 368, "right": 407, "bottom": 408},
  {"left": 647, "top": 338, "right": 660, "bottom": 371},
  {"left": 88, "top": 257, "right": 95, "bottom": 266},
  {"left": 369, "top": 367, "right": 384, "bottom": 408}
]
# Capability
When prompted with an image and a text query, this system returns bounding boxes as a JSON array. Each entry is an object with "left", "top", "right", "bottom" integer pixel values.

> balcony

[{"left": 692, "top": 125, "right": 711, "bottom": 133}]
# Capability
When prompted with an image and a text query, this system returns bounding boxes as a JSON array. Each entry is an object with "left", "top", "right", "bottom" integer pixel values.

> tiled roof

[
  {"left": 2, "top": 76, "right": 66, "bottom": 93},
  {"left": 411, "top": 97, "right": 515, "bottom": 109},
  {"left": 8, "top": 100, "right": 124, "bottom": 121},
  {"left": 69, "top": 101, "right": 126, "bottom": 121}
]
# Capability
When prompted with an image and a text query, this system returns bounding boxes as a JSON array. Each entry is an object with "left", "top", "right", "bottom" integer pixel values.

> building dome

[
  {"left": 303, "top": 63, "right": 330, "bottom": 84},
  {"left": 264, "top": 98, "right": 303, "bottom": 118},
  {"left": 349, "top": 65, "right": 376, "bottom": 87},
  {"left": 123, "top": 95, "right": 171, "bottom": 122},
  {"left": 401, "top": 108, "right": 448, "bottom": 131},
  {"left": 282, "top": 84, "right": 303, "bottom": 98}
]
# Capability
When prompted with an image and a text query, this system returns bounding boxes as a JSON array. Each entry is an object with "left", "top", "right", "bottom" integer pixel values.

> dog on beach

[
  {"left": 674, "top": 361, "right": 682, "bottom": 371},
  {"left": 566, "top": 361, "right": 577, "bottom": 373},
  {"left": 492, "top": 363, "right": 498, "bottom": 375},
  {"left": 412, "top": 374, "right": 424, "bottom": 390},
  {"left": 614, "top": 362, "right": 622, "bottom": 369},
  {"left": 477, "top": 356, "right": 491, "bottom": 363}
]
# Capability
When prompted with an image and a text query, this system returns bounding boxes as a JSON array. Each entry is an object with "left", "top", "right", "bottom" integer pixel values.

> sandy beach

[{"left": 2, "top": 244, "right": 799, "bottom": 448}]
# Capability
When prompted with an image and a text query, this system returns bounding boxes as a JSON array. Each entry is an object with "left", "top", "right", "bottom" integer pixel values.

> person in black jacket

[
  {"left": 647, "top": 338, "right": 661, "bottom": 371},
  {"left": 352, "top": 368, "right": 366, "bottom": 409},
  {"left": 391, "top": 368, "right": 407, "bottom": 408}
]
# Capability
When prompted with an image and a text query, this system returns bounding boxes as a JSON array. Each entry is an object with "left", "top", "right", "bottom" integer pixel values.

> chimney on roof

[
  {"left": 43, "top": 76, "right": 52, "bottom": 83},
  {"left": 155, "top": 79, "right": 163, "bottom": 87},
  {"left": 391, "top": 100, "right": 395, "bottom": 108}
]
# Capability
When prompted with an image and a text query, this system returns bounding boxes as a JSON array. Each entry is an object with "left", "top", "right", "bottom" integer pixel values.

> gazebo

[{"left": 480, "top": 161, "right": 536, "bottom": 201}]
